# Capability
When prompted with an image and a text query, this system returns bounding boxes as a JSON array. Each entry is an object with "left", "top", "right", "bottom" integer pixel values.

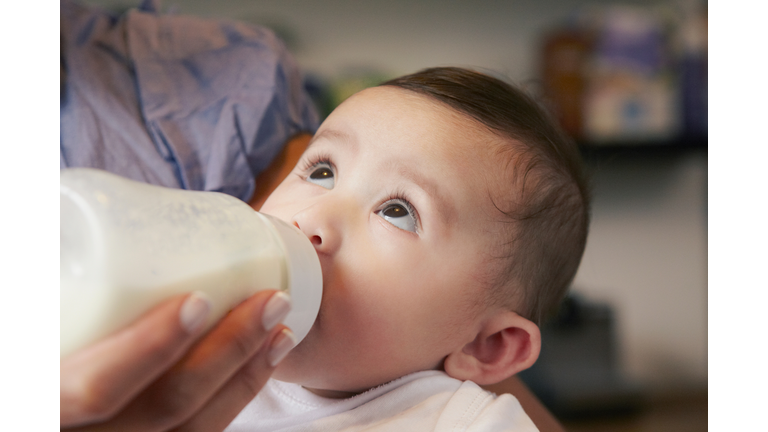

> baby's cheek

[{"left": 327, "top": 287, "right": 401, "bottom": 349}]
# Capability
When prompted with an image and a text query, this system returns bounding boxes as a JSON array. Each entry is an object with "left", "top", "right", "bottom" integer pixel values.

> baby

[{"left": 228, "top": 67, "right": 590, "bottom": 430}]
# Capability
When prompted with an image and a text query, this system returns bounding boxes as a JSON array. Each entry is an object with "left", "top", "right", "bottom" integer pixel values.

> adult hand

[{"left": 61, "top": 289, "right": 296, "bottom": 431}]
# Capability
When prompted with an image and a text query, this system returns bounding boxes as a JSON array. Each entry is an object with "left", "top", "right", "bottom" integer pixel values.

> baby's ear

[{"left": 443, "top": 311, "right": 541, "bottom": 385}]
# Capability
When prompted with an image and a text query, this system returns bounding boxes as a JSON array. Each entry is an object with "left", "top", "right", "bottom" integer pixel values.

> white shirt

[{"left": 226, "top": 371, "right": 539, "bottom": 431}]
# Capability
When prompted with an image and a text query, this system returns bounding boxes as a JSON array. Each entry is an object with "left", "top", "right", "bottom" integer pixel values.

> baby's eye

[
  {"left": 306, "top": 163, "right": 335, "bottom": 189},
  {"left": 377, "top": 200, "right": 418, "bottom": 233}
]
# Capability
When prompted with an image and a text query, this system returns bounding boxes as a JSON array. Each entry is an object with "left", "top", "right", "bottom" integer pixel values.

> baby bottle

[{"left": 60, "top": 168, "right": 322, "bottom": 358}]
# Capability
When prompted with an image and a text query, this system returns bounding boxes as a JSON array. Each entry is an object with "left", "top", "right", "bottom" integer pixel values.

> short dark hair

[{"left": 382, "top": 67, "right": 590, "bottom": 324}]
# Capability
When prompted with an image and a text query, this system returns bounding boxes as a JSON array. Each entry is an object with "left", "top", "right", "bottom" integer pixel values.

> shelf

[{"left": 578, "top": 136, "right": 707, "bottom": 160}]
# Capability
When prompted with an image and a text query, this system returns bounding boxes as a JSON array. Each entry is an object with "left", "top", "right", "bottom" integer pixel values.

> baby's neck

[{"left": 303, "top": 386, "right": 364, "bottom": 399}]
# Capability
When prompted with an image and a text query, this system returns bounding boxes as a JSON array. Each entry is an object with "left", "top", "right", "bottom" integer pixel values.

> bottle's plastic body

[{"left": 60, "top": 168, "right": 322, "bottom": 358}]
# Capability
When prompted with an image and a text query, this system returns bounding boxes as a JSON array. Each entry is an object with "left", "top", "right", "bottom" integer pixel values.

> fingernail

[
  {"left": 268, "top": 328, "right": 297, "bottom": 367},
  {"left": 180, "top": 292, "right": 212, "bottom": 334},
  {"left": 262, "top": 291, "right": 292, "bottom": 331}
]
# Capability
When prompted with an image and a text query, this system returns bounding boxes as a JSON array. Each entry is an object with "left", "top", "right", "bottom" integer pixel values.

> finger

[
  {"left": 93, "top": 290, "right": 292, "bottom": 431},
  {"left": 173, "top": 326, "right": 298, "bottom": 432},
  {"left": 60, "top": 292, "right": 212, "bottom": 428}
]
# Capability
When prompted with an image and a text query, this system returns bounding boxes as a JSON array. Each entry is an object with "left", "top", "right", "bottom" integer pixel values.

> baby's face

[{"left": 260, "top": 86, "right": 509, "bottom": 395}]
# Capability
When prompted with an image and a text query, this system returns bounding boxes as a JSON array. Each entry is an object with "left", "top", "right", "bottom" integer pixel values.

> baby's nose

[
  {"left": 290, "top": 205, "right": 344, "bottom": 255},
  {"left": 293, "top": 221, "right": 323, "bottom": 248}
]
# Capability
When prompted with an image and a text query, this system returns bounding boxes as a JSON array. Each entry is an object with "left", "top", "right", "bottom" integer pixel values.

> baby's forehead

[
  {"left": 330, "top": 85, "right": 521, "bottom": 192},
  {"left": 354, "top": 86, "right": 476, "bottom": 123},
  {"left": 351, "top": 86, "right": 510, "bottom": 150}
]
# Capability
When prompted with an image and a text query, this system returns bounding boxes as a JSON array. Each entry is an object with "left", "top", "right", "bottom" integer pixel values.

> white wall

[
  {"left": 575, "top": 150, "right": 707, "bottom": 389},
  {"left": 82, "top": 0, "right": 708, "bottom": 390},
  {"left": 87, "top": 0, "right": 657, "bottom": 81}
]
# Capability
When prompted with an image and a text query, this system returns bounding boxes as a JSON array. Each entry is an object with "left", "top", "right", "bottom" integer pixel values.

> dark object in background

[
  {"left": 678, "top": 8, "right": 708, "bottom": 139},
  {"left": 519, "top": 294, "right": 645, "bottom": 419},
  {"left": 303, "top": 74, "right": 335, "bottom": 121},
  {"left": 540, "top": 29, "right": 593, "bottom": 139}
]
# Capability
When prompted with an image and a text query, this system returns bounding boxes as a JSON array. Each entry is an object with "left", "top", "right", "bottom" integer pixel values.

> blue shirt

[{"left": 60, "top": 0, "right": 319, "bottom": 201}]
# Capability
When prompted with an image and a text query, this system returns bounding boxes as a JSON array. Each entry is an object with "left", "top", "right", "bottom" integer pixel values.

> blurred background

[{"left": 79, "top": 0, "right": 708, "bottom": 429}]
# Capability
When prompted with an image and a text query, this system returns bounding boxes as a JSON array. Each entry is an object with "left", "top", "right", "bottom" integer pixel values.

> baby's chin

[
  {"left": 270, "top": 354, "right": 307, "bottom": 383},
  {"left": 270, "top": 340, "right": 340, "bottom": 389}
]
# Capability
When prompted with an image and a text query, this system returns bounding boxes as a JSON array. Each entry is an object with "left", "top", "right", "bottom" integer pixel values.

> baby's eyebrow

[{"left": 308, "top": 128, "right": 358, "bottom": 153}]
